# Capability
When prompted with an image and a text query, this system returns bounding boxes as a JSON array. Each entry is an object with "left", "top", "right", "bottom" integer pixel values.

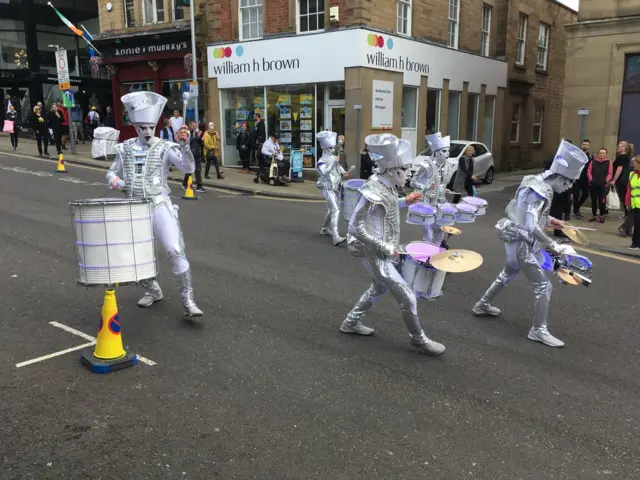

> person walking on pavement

[
  {"left": 253, "top": 112, "right": 266, "bottom": 165},
  {"left": 86, "top": 106, "right": 100, "bottom": 140},
  {"left": 203, "top": 122, "right": 224, "bottom": 180},
  {"left": 236, "top": 122, "right": 252, "bottom": 173},
  {"left": 182, "top": 121, "right": 206, "bottom": 193},
  {"left": 611, "top": 140, "right": 633, "bottom": 218},
  {"left": 624, "top": 156, "right": 640, "bottom": 249},
  {"left": 47, "top": 104, "right": 64, "bottom": 155},
  {"left": 170, "top": 109, "right": 184, "bottom": 141},
  {"left": 32, "top": 105, "right": 49, "bottom": 157},
  {"left": 70, "top": 102, "right": 85, "bottom": 144},
  {"left": 572, "top": 139, "right": 592, "bottom": 218},
  {"left": 5, "top": 103, "right": 21, "bottom": 150},
  {"left": 587, "top": 148, "right": 613, "bottom": 223},
  {"left": 452, "top": 144, "right": 476, "bottom": 202},
  {"left": 104, "top": 106, "right": 115, "bottom": 129},
  {"left": 360, "top": 145, "right": 376, "bottom": 179}
]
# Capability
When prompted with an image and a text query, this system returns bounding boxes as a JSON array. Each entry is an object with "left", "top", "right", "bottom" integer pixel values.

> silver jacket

[
  {"left": 316, "top": 151, "right": 346, "bottom": 191},
  {"left": 410, "top": 158, "right": 447, "bottom": 208}
]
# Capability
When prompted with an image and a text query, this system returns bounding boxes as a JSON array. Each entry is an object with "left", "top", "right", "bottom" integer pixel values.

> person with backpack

[{"left": 86, "top": 106, "right": 100, "bottom": 140}]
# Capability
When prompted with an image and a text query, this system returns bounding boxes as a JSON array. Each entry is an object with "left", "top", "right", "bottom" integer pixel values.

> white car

[{"left": 408, "top": 140, "right": 496, "bottom": 188}]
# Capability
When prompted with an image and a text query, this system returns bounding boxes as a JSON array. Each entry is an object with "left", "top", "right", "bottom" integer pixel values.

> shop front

[
  {"left": 207, "top": 28, "right": 508, "bottom": 170},
  {"left": 93, "top": 28, "right": 205, "bottom": 140}
]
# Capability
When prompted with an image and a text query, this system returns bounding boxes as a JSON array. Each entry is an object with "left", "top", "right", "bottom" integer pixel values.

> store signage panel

[
  {"left": 207, "top": 29, "right": 507, "bottom": 94},
  {"left": 98, "top": 34, "right": 191, "bottom": 60},
  {"left": 371, "top": 80, "right": 394, "bottom": 129}
]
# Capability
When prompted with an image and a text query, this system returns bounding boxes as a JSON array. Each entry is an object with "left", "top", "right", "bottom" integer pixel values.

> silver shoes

[
  {"left": 175, "top": 270, "right": 203, "bottom": 317},
  {"left": 339, "top": 320, "right": 375, "bottom": 336},
  {"left": 472, "top": 301, "right": 502, "bottom": 316},
  {"left": 527, "top": 327, "right": 564, "bottom": 347},
  {"left": 409, "top": 332, "right": 446, "bottom": 356},
  {"left": 138, "top": 279, "right": 163, "bottom": 308}
]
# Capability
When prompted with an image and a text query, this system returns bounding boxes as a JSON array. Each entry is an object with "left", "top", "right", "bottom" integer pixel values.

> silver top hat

[
  {"left": 549, "top": 140, "right": 589, "bottom": 180},
  {"left": 121, "top": 91, "right": 167, "bottom": 126},
  {"left": 316, "top": 130, "right": 337, "bottom": 150}
]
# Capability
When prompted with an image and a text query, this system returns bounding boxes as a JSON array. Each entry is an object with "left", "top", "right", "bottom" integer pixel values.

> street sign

[
  {"left": 353, "top": 104, "right": 362, "bottom": 110},
  {"left": 578, "top": 109, "right": 590, "bottom": 116},
  {"left": 189, "top": 81, "right": 199, "bottom": 97},
  {"left": 55, "top": 49, "right": 71, "bottom": 91},
  {"left": 61, "top": 90, "right": 74, "bottom": 108}
]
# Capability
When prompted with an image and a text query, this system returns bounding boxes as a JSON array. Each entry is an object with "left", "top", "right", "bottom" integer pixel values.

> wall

[
  {"left": 97, "top": 0, "right": 201, "bottom": 34},
  {"left": 578, "top": 0, "right": 640, "bottom": 21}
]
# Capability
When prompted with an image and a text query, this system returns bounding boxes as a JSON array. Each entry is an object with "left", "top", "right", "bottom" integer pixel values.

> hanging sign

[
  {"left": 55, "top": 49, "right": 71, "bottom": 91},
  {"left": 189, "top": 81, "right": 199, "bottom": 97}
]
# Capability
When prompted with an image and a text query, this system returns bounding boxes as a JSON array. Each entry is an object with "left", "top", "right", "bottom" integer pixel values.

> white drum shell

[
  {"left": 406, "top": 209, "right": 435, "bottom": 226},
  {"left": 435, "top": 211, "right": 457, "bottom": 226},
  {"left": 400, "top": 257, "right": 447, "bottom": 300},
  {"left": 455, "top": 205, "right": 477, "bottom": 224},
  {"left": 342, "top": 183, "right": 362, "bottom": 222},
  {"left": 462, "top": 197, "right": 488, "bottom": 215},
  {"left": 71, "top": 199, "right": 158, "bottom": 286}
]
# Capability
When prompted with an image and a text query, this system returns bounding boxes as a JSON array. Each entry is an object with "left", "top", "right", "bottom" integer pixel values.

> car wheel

[
  {"left": 483, "top": 167, "right": 494, "bottom": 184},
  {"left": 447, "top": 172, "right": 456, "bottom": 191}
]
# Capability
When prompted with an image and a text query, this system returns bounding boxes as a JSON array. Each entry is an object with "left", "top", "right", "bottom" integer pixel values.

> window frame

[
  {"left": 516, "top": 13, "right": 528, "bottom": 66},
  {"left": 397, "top": 0, "right": 412, "bottom": 37},
  {"left": 297, "top": 0, "right": 325, "bottom": 35},
  {"left": 172, "top": 0, "right": 185, "bottom": 21},
  {"left": 536, "top": 23, "right": 550, "bottom": 71},
  {"left": 447, "top": 0, "right": 460, "bottom": 50},
  {"left": 511, "top": 103, "right": 522, "bottom": 143},
  {"left": 239, "top": 0, "right": 263, "bottom": 41},
  {"left": 141, "top": 0, "right": 165, "bottom": 25},
  {"left": 481, "top": 5, "right": 491, "bottom": 57},
  {"left": 532, "top": 105, "right": 544, "bottom": 144},
  {"left": 124, "top": 0, "right": 136, "bottom": 27}
]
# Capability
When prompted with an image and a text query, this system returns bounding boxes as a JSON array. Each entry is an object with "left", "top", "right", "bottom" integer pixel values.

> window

[
  {"left": 516, "top": 14, "right": 527, "bottom": 66},
  {"left": 142, "top": 0, "right": 164, "bottom": 24},
  {"left": 426, "top": 89, "right": 440, "bottom": 135},
  {"left": 298, "top": 0, "right": 325, "bottom": 34},
  {"left": 481, "top": 5, "right": 491, "bottom": 57},
  {"left": 174, "top": 0, "right": 185, "bottom": 21},
  {"left": 511, "top": 103, "right": 522, "bottom": 142},
  {"left": 397, "top": 0, "right": 412, "bottom": 36},
  {"left": 402, "top": 87, "right": 417, "bottom": 128},
  {"left": 240, "top": 0, "right": 263, "bottom": 40},
  {"left": 482, "top": 95, "right": 495, "bottom": 150},
  {"left": 537, "top": 23, "right": 550, "bottom": 71},
  {"left": 447, "top": 91, "right": 461, "bottom": 139},
  {"left": 473, "top": 144, "right": 488, "bottom": 157},
  {"left": 466, "top": 93, "right": 478, "bottom": 140},
  {"left": 124, "top": 0, "right": 135, "bottom": 27},
  {"left": 448, "top": 0, "right": 460, "bottom": 49},
  {"left": 533, "top": 105, "right": 544, "bottom": 143}
]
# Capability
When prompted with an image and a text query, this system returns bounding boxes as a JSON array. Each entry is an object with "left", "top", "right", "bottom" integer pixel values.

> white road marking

[
  {"left": 16, "top": 342, "right": 96, "bottom": 368},
  {"left": 49, "top": 321, "right": 157, "bottom": 366}
]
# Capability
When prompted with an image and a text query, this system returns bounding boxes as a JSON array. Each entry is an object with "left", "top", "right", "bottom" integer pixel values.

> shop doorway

[{"left": 329, "top": 105, "right": 345, "bottom": 136}]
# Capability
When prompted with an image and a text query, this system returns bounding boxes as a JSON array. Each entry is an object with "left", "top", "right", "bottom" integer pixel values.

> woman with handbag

[
  {"left": 452, "top": 145, "right": 476, "bottom": 203},
  {"left": 203, "top": 122, "right": 224, "bottom": 180},
  {"left": 4, "top": 103, "right": 21, "bottom": 150}
]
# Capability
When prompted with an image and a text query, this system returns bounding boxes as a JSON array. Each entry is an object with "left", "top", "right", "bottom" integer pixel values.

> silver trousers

[
  {"left": 322, "top": 188, "right": 342, "bottom": 242},
  {"left": 478, "top": 242, "right": 552, "bottom": 329},
  {"left": 346, "top": 255, "right": 425, "bottom": 339}
]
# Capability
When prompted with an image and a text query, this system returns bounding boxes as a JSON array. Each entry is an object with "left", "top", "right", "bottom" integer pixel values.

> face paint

[
  {"left": 135, "top": 124, "right": 156, "bottom": 146},
  {"left": 432, "top": 148, "right": 449, "bottom": 168},
  {"left": 549, "top": 175, "right": 573, "bottom": 193},
  {"left": 385, "top": 166, "right": 408, "bottom": 187}
]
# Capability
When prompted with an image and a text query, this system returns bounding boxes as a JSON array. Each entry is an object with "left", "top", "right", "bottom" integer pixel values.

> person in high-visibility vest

[{"left": 624, "top": 155, "right": 640, "bottom": 250}]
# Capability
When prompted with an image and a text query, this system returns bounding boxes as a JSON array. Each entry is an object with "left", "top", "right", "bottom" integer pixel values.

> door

[
  {"left": 330, "top": 106, "right": 345, "bottom": 136},
  {"left": 401, "top": 128, "right": 418, "bottom": 158}
]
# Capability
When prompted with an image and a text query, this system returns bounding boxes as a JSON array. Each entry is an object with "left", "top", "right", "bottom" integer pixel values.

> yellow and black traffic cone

[
  {"left": 55, "top": 153, "right": 68, "bottom": 174},
  {"left": 80, "top": 289, "right": 137, "bottom": 374},
  {"left": 182, "top": 174, "right": 198, "bottom": 200}
]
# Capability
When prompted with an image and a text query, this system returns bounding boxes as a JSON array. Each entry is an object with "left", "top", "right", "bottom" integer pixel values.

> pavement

[{"left": 0, "top": 150, "right": 639, "bottom": 479}]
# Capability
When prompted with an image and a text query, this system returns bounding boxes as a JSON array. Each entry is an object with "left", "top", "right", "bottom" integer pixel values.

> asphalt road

[{"left": 0, "top": 151, "right": 638, "bottom": 480}]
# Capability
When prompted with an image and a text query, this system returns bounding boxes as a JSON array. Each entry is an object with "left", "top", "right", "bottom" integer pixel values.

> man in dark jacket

[
  {"left": 253, "top": 113, "right": 266, "bottom": 165},
  {"left": 546, "top": 140, "right": 572, "bottom": 242},
  {"left": 236, "top": 122, "right": 252, "bottom": 173},
  {"left": 572, "top": 139, "right": 593, "bottom": 218},
  {"left": 360, "top": 145, "right": 376, "bottom": 179},
  {"left": 182, "top": 121, "right": 206, "bottom": 193}
]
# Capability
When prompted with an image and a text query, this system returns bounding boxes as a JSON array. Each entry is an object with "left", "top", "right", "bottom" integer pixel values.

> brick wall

[{"left": 266, "top": 0, "right": 294, "bottom": 34}]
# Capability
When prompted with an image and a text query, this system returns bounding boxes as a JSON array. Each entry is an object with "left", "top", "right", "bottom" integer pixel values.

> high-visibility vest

[{"left": 630, "top": 172, "right": 640, "bottom": 210}]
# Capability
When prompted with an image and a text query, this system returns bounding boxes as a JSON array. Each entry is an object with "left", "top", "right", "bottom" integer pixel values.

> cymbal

[
  {"left": 557, "top": 268, "right": 582, "bottom": 286},
  {"left": 430, "top": 249, "right": 483, "bottom": 273},
  {"left": 441, "top": 225, "right": 462, "bottom": 235},
  {"left": 561, "top": 225, "right": 590, "bottom": 245}
]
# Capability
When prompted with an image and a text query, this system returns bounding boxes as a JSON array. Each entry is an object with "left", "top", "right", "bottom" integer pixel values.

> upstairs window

[
  {"left": 125, "top": 0, "right": 135, "bottom": 27},
  {"left": 397, "top": 0, "right": 412, "bottom": 36},
  {"left": 240, "top": 0, "right": 263, "bottom": 40},
  {"left": 142, "top": 0, "right": 164, "bottom": 25},
  {"left": 481, "top": 5, "right": 491, "bottom": 57},
  {"left": 448, "top": 0, "right": 460, "bottom": 49},
  {"left": 516, "top": 13, "right": 528, "bottom": 66},
  {"left": 537, "top": 23, "right": 550, "bottom": 71},
  {"left": 298, "top": 0, "right": 325, "bottom": 34}
]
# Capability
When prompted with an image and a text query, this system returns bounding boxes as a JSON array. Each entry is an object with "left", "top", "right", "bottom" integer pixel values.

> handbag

[
  {"left": 606, "top": 186, "right": 621, "bottom": 211},
  {"left": 3, "top": 120, "right": 14, "bottom": 133},
  {"left": 472, "top": 185, "right": 478, "bottom": 197}
]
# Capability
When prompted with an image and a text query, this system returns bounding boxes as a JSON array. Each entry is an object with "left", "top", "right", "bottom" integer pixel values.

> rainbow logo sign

[
  {"left": 367, "top": 34, "right": 394, "bottom": 50},
  {"left": 212, "top": 45, "right": 245, "bottom": 59}
]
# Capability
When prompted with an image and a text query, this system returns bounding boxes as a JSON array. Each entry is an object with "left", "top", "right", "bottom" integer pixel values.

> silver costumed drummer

[
  {"left": 106, "top": 91, "right": 203, "bottom": 317},
  {"left": 341, "top": 134, "right": 445, "bottom": 355},
  {"left": 472, "top": 140, "right": 588, "bottom": 347},
  {"left": 316, "top": 130, "right": 348, "bottom": 246}
]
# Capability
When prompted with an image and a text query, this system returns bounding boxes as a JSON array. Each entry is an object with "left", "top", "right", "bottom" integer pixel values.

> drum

[
  {"left": 462, "top": 196, "right": 488, "bottom": 215},
  {"left": 455, "top": 203, "right": 477, "bottom": 223},
  {"left": 406, "top": 202, "right": 436, "bottom": 226},
  {"left": 401, "top": 242, "right": 447, "bottom": 299},
  {"left": 342, "top": 179, "right": 366, "bottom": 222},
  {"left": 70, "top": 198, "right": 158, "bottom": 286},
  {"left": 537, "top": 249, "right": 555, "bottom": 272},
  {"left": 435, "top": 203, "right": 457, "bottom": 226},
  {"left": 566, "top": 254, "right": 592, "bottom": 271}
]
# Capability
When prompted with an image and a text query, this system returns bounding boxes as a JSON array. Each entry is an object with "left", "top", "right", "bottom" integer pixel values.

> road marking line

[
  {"left": 252, "top": 195, "right": 323, "bottom": 203},
  {"left": 49, "top": 321, "right": 157, "bottom": 366},
  {"left": 16, "top": 342, "right": 96, "bottom": 368},
  {"left": 575, "top": 246, "right": 640, "bottom": 265}
]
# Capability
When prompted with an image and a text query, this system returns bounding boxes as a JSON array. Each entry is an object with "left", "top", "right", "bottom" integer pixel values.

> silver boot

[
  {"left": 409, "top": 331, "right": 446, "bottom": 356},
  {"left": 138, "top": 279, "right": 163, "bottom": 308},
  {"left": 174, "top": 270, "right": 203, "bottom": 317},
  {"left": 339, "top": 319, "right": 375, "bottom": 335}
]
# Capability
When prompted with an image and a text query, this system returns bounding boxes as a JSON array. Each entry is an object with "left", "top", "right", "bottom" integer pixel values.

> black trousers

[
  {"left": 35, "top": 130, "right": 49, "bottom": 155},
  {"left": 52, "top": 129, "right": 62, "bottom": 154},
  {"left": 10, "top": 131, "right": 18, "bottom": 148},
  {"left": 615, "top": 181, "right": 629, "bottom": 216},
  {"left": 453, "top": 178, "right": 474, "bottom": 203},
  {"left": 633, "top": 209, "right": 640, "bottom": 246},
  {"left": 239, "top": 151, "right": 250, "bottom": 170},
  {"left": 183, "top": 157, "right": 203, "bottom": 187},
  {"left": 590, "top": 185, "right": 607, "bottom": 216},
  {"left": 572, "top": 181, "right": 589, "bottom": 214},
  {"left": 205, "top": 153, "right": 221, "bottom": 178}
]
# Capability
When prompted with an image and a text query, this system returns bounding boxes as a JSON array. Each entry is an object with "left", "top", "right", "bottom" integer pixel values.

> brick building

[{"left": 561, "top": 0, "right": 640, "bottom": 155}]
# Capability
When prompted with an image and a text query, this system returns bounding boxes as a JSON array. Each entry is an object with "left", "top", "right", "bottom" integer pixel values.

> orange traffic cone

[
  {"left": 55, "top": 153, "right": 68, "bottom": 174},
  {"left": 80, "top": 289, "right": 137, "bottom": 374},
  {"left": 182, "top": 175, "right": 198, "bottom": 200}
]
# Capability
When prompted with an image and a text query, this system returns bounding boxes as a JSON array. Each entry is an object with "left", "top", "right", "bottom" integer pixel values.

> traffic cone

[
  {"left": 80, "top": 289, "right": 137, "bottom": 374},
  {"left": 55, "top": 153, "right": 68, "bottom": 174},
  {"left": 182, "top": 174, "right": 198, "bottom": 200}
]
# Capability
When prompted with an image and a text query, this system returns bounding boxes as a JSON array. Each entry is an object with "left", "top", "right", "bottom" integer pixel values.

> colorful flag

[{"left": 47, "top": 2, "right": 84, "bottom": 36}]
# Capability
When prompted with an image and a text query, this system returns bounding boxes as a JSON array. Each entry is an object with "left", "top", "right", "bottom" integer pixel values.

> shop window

[
  {"left": 297, "top": 0, "right": 325, "bottom": 34},
  {"left": 619, "top": 93, "right": 640, "bottom": 153},
  {"left": 511, "top": 103, "right": 522, "bottom": 143},
  {"left": 328, "top": 82, "right": 345, "bottom": 101},
  {"left": 142, "top": 0, "right": 164, "bottom": 25},
  {"left": 0, "top": 30, "right": 28, "bottom": 70},
  {"left": 397, "top": 0, "right": 411, "bottom": 36},
  {"left": 402, "top": 87, "right": 417, "bottom": 128},
  {"left": 466, "top": 93, "right": 478, "bottom": 141},
  {"left": 124, "top": 0, "right": 136, "bottom": 27},
  {"left": 537, "top": 23, "right": 549, "bottom": 71},
  {"left": 447, "top": 90, "right": 460, "bottom": 139},
  {"left": 220, "top": 87, "right": 265, "bottom": 167},
  {"left": 516, "top": 14, "right": 527, "bottom": 66},
  {"left": 161, "top": 79, "right": 204, "bottom": 124},
  {"left": 448, "top": 0, "right": 459, "bottom": 49},
  {"left": 481, "top": 5, "right": 491, "bottom": 57},
  {"left": 482, "top": 95, "right": 495, "bottom": 151},
  {"left": 240, "top": 0, "right": 263, "bottom": 40},
  {"left": 532, "top": 105, "right": 544, "bottom": 143},
  {"left": 119, "top": 81, "right": 155, "bottom": 125},
  {"left": 623, "top": 54, "right": 640, "bottom": 90},
  {"left": 426, "top": 89, "right": 440, "bottom": 137}
]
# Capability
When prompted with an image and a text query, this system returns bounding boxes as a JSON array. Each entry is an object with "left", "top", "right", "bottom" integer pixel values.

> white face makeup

[
  {"left": 432, "top": 148, "right": 449, "bottom": 168},
  {"left": 385, "top": 166, "right": 409, "bottom": 187},
  {"left": 548, "top": 175, "right": 574, "bottom": 193},
  {"left": 135, "top": 124, "right": 156, "bottom": 146}
]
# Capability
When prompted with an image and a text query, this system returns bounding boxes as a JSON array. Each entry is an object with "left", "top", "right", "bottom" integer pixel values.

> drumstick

[{"left": 563, "top": 226, "right": 597, "bottom": 231}]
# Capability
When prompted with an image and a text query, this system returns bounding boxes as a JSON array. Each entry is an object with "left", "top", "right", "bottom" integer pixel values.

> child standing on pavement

[{"left": 587, "top": 148, "right": 613, "bottom": 223}]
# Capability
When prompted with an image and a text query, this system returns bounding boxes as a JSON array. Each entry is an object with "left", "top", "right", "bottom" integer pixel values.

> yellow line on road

[{"left": 575, "top": 246, "right": 640, "bottom": 265}]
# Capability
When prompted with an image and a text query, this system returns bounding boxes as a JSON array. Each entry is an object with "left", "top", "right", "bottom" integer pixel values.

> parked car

[{"left": 408, "top": 140, "right": 495, "bottom": 188}]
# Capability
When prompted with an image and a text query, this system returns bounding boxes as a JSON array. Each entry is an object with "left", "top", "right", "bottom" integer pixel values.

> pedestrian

[
  {"left": 572, "top": 139, "right": 593, "bottom": 218},
  {"left": 159, "top": 118, "right": 174, "bottom": 142},
  {"left": 253, "top": 112, "right": 266, "bottom": 165},
  {"left": 360, "top": 145, "right": 375, "bottom": 179},
  {"left": 611, "top": 140, "right": 633, "bottom": 218},
  {"left": 182, "top": 121, "right": 206, "bottom": 193},
  {"left": 31, "top": 105, "right": 49, "bottom": 157},
  {"left": 86, "top": 106, "right": 100, "bottom": 140},
  {"left": 170, "top": 109, "right": 184, "bottom": 140},
  {"left": 203, "top": 122, "right": 224, "bottom": 180},
  {"left": 624, "top": 155, "right": 640, "bottom": 250},
  {"left": 587, "top": 148, "right": 613, "bottom": 223},
  {"left": 70, "top": 102, "right": 85, "bottom": 144},
  {"left": 452, "top": 144, "right": 476, "bottom": 202},
  {"left": 236, "top": 122, "right": 252, "bottom": 173},
  {"left": 4, "top": 103, "right": 21, "bottom": 150},
  {"left": 47, "top": 104, "right": 64, "bottom": 155},
  {"left": 104, "top": 106, "right": 115, "bottom": 128}
]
